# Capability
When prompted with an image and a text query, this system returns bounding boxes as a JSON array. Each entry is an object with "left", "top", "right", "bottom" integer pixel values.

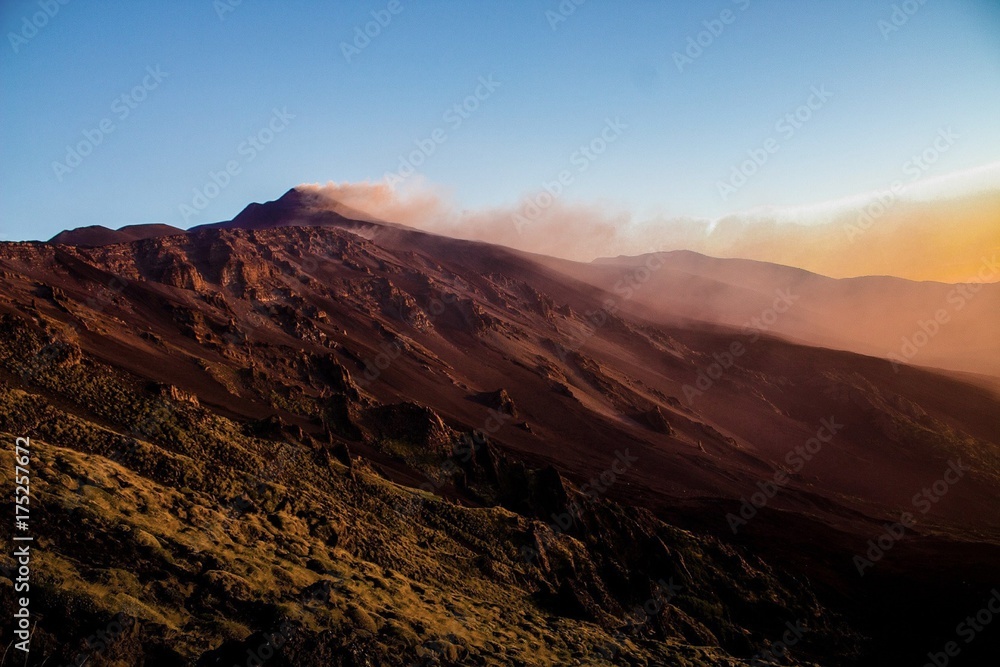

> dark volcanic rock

[
  {"left": 365, "top": 401, "right": 452, "bottom": 450},
  {"left": 638, "top": 406, "right": 673, "bottom": 434},
  {"left": 475, "top": 387, "right": 518, "bottom": 418}
]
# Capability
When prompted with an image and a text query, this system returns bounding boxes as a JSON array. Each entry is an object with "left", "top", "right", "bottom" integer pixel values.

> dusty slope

[
  {"left": 1, "top": 195, "right": 998, "bottom": 664},
  {"left": 540, "top": 249, "right": 1000, "bottom": 378}
]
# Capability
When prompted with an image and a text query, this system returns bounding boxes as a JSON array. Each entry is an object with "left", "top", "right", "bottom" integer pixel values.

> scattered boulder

[
  {"left": 365, "top": 402, "right": 451, "bottom": 451},
  {"left": 251, "top": 414, "right": 306, "bottom": 442},
  {"left": 323, "top": 393, "right": 362, "bottom": 441},
  {"left": 638, "top": 407, "right": 673, "bottom": 435},
  {"left": 476, "top": 388, "right": 518, "bottom": 418}
]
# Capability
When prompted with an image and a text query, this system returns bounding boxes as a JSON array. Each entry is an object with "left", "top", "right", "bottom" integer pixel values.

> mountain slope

[
  {"left": 539, "top": 249, "right": 1000, "bottom": 378},
  {"left": 49, "top": 223, "right": 185, "bottom": 247},
  {"left": 1, "top": 193, "right": 997, "bottom": 665}
]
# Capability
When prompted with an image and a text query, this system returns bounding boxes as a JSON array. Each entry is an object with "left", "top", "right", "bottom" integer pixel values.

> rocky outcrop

[
  {"left": 475, "top": 388, "right": 518, "bottom": 418},
  {"left": 638, "top": 406, "right": 673, "bottom": 434},
  {"left": 365, "top": 402, "right": 452, "bottom": 451}
]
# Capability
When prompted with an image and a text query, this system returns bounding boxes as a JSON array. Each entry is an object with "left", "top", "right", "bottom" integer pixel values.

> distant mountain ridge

[
  {"left": 48, "top": 188, "right": 396, "bottom": 247},
  {"left": 43, "top": 187, "right": 1000, "bottom": 378},
  {"left": 49, "top": 222, "right": 185, "bottom": 246}
]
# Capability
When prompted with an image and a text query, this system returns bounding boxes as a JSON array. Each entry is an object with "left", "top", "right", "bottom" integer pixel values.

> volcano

[{"left": 1, "top": 188, "right": 997, "bottom": 666}]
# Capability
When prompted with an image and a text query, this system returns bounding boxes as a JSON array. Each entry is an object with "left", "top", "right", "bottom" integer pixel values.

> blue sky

[{"left": 1, "top": 0, "right": 998, "bottom": 241}]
